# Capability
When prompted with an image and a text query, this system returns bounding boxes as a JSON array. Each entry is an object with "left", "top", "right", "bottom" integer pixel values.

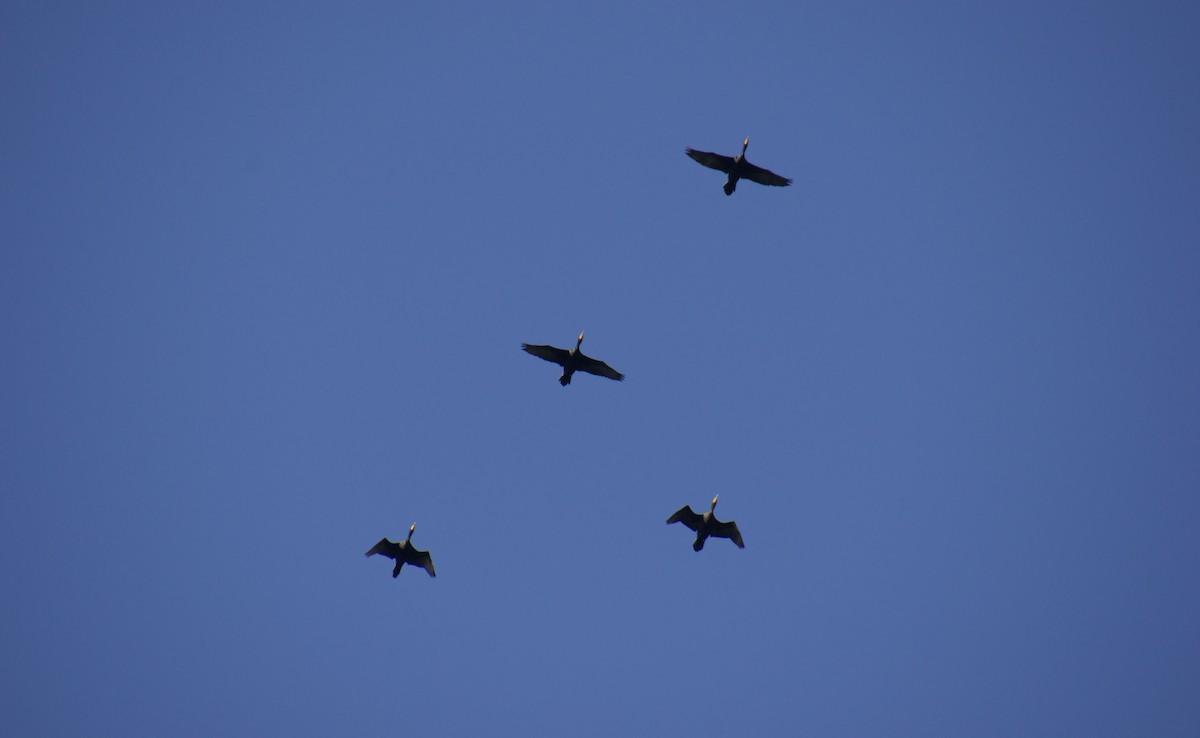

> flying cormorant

[
  {"left": 365, "top": 524, "right": 437, "bottom": 578},
  {"left": 686, "top": 138, "right": 792, "bottom": 196},
  {"left": 521, "top": 331, "right": 625, "bottom": 386},
  {"left": 666, "top": 495, "right": 745, "bottom": 551}
]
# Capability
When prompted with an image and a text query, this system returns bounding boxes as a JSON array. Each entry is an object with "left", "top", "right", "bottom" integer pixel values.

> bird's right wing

[
  {"left": 365, "top": 538, "right": 399, "bottom": 559},
  {"left": 666, "top": 505, "right": 703, "bottom": 531},
  {"left": 686, "top": 148, "right": 735, "bottom": 173},
  {"left": 522, "top": 343, "right": 570, "bottom": 367}
]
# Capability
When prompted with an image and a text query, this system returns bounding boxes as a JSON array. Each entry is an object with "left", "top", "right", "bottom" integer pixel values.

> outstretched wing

[
  {"left": 410, "top": 548, "right": 437, "bottom": 578},
  {"left": 739, "top": 162, "right": 792, "bottom": 188},
  {"left": 710, "top": 519, "right": 745, "bottom": 548},
  {"left": 365, "top": 538, "right": 400, "bottom": 559},
  {"left": 522, "top": 343, "right": 570, "bottom": 367},
  {"left": 666, "top": 505, "right": 703, "bottom": 531},
  {"left": 576, "top": 355, "right": 625, "bottom": 382},
  {"left": 686, "top": 148, "right": 735, "bottom": 173}
]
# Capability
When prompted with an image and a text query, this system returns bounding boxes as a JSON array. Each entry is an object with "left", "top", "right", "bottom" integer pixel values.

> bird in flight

[
  {"left": 666, "top": 495, "right": 745, "bottom": 551},
  {"left": 521, "top": 331, "right": 625, "bottom": 386},
  {"left": 365, "top": 523, "right": 437, "bottom": 578},
  {"left": 686, "top": 137, "right": 792, "bottom": 196}
]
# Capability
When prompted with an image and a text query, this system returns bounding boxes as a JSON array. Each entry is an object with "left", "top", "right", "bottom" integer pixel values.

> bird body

[
  {"left": 686, "top": 137, "right": 792, "bottom": 196},
  {"left": 366, "top": 523, "right": 436, "bottom": 578},
  {"left": 666, "top": 495, "right": 745, "bottom": 551},
  {"left": 522, "top": 331, "right": 625, "bottom": 386}
]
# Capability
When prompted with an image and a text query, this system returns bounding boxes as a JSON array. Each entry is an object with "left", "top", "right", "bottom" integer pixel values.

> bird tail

[
  {"left": 693, "top": 537, "right": 706, "bottom": 552},
  {"left": 559, "top": 372, "right": 572, "bottom": 386},
  {"left": 392, "top": 561, "right": 404, "bottom": 578},
  {"left": 723, "top": 180, "right": 736, "bottom": 196}
]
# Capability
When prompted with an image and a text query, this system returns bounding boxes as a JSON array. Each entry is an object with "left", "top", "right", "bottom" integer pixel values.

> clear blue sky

[{"left": 3, "top": 2, "right": 1199, "bottom": 736}]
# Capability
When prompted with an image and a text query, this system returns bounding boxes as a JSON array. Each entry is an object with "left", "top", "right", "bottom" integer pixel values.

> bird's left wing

[
  {"left": 710, "top": 519, "right": 745, "bottom": 548},
  {"left": 522, "top": 343, "right": 570, "bottom": 366},
  {"left": 411, "top": 548, "right": 437, "bottom": 577},
  {"left": 686, "top": 148, "right": 735, "bottom": 173},
  {"left": 739, "top": 162, "right": 792, "bottom": 188},
  {"left": 576, "top": 355, "right": 625, "bottom": 381}
]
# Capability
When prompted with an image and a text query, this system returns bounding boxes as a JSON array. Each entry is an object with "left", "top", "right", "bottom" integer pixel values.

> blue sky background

[{"left": 3, "top": 2, "right": 1199, "bottom": 735}]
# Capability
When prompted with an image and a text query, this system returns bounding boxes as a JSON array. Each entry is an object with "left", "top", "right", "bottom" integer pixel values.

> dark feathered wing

[
  {"left": 410, "top": 548, "right": 437, "bottom": 577},
  {"left": 576, "top": 355, "right": 625, "bottom": 381},
  {"left": 365, "top": 538, "right": 400, "bottom": 559},
  {"left": 739, "top": 162, "right": 792, "bottom": 187},
  {"left": 666, "top": 505, "right": 703, "bottom": 531},
  {"left": 710, "top": 519, "right": 745, "bottom": 548},
  {"left": 686, "top": 148, "right": 735, "bottom": 173},
  {"left": 522, "top": 343, "right": 570, "bottom": 367}
]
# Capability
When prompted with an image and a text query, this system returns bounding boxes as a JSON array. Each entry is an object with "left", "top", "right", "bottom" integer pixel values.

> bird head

[
  {"left": 711, "top": 495, "right": 719, "bottom": 510},
  {"left": 407, "top": 523, "right": 416, "bottom": 540},
  {"left": 577, "top": 331, "right": 585, "bottom": 346},
  {"left": 742, "top": 137, "right": 749, "bottom": 150}
]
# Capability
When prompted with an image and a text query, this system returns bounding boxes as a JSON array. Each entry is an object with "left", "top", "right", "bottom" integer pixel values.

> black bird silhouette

[
  {"left": 365, "top": 523, "right": 436, "bottom": 578},
  {"left": 666, "top": 495, "right": 745, "bottom": 551},
  {"left": 521, "top": 331, "right": 625, "bottom": 386},
  {"left": 686, "top": 137, "right": 792, "bottom": 196}
]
